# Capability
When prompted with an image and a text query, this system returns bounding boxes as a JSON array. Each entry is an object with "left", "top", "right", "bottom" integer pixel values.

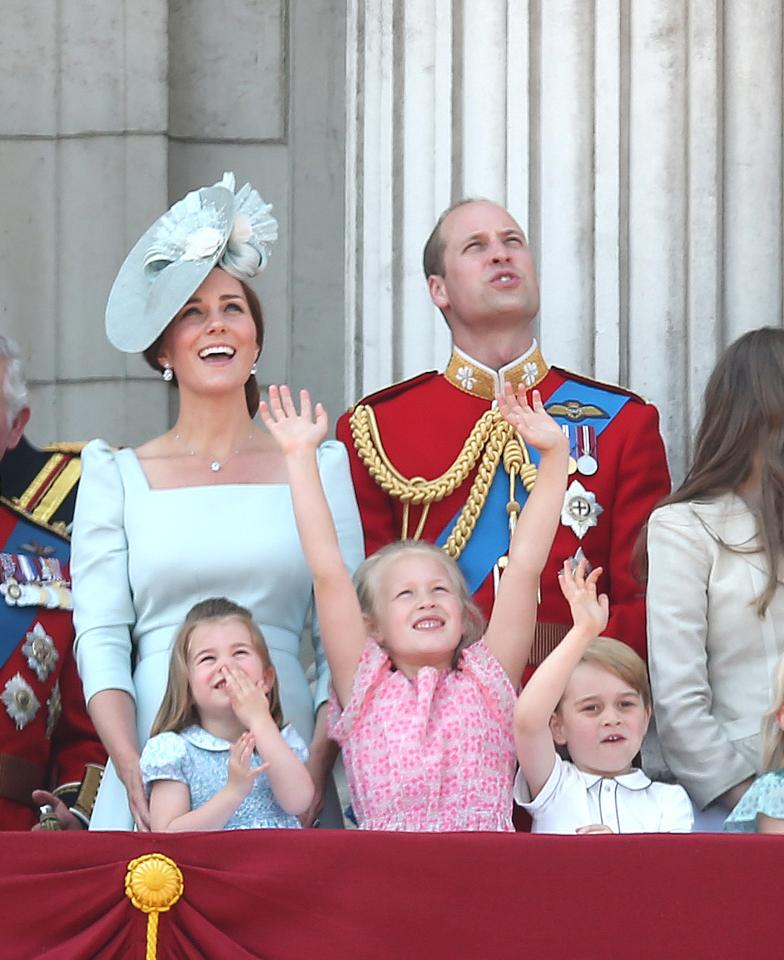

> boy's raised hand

[
  {"left": 259, "top": 385, "right": 328, "bottom": 455},
  {"left": 497, "top": 384, "right": 567, "bottom": 454},
  {"left": 558, "top": 559, "right": 609, "bottom": 638}
]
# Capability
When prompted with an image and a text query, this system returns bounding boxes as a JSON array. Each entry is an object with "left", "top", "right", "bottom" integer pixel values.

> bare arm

[
  {"left": 150, "top": 733, "right": 270, "bottom": 831},
  {"left": 485, "top": 386, "right": 570, "bottom": 680},
  {"left": 514, "top": 562, "right": 609, "bottom": 799},
  {"left": 260, "top": 386, "right": 367, "bottom": 706},
  {"left": 299, "top": 704, "right": 339, "bottom": 827},
  {"left": 87, "top": 689, "right": 150, "bottom": 830}
]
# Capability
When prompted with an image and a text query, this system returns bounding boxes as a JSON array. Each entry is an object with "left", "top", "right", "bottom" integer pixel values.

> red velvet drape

[{"left": 0, "top": 831, "right": 775, "bottom": 959}]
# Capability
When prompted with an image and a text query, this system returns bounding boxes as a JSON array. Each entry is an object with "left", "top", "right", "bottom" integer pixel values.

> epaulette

[
  {"left": 1, "top": 438, "right": 83, "bottom": 537},
  {"left": 44, "top": 441, "right": 87, "bottom": 455},
  {"left": 551, "top": 365, "right": 650, "bottom": 404},
  {"left": 343, "top": 370, "right": 439, "bottom": 415},
  {"left": 0, "top": 494, "right": 70, "bottom": 544}
]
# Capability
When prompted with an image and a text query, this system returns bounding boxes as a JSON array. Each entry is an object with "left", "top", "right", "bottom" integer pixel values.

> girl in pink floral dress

[{"left": 260, "top": 383, "right": 568, "bottom": 831}]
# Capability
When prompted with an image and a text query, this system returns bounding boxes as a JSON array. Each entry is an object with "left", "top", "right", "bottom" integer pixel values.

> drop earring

[
  {"left": 250, "top": 356, "right": 258, "bottom": 376},
  {"left": 162, "top": 364, "right": 173, "bottom": 382}
]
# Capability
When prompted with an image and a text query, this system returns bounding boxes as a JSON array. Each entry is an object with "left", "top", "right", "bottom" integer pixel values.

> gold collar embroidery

[{"left": 444, "top": 343, "right": 549, "bottom": 400}]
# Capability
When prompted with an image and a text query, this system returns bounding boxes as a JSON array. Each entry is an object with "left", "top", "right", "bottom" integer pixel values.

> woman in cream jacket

[{"left": 647, "top": 328, "right": 784, "bottom": 826}]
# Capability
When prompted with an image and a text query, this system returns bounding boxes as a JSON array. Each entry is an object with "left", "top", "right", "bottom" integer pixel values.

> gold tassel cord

[
  {"left": 350, "top": 405, "right": 500, "bottom": 505},
  {"left": 350, "top": 404, "right": 539, "bottom": 562},
  {"left": 125, "top": 853, "right": 184, "bottom": 960},
  {"left": 442, "top": 420, "right": 514, "bottom": 560}
]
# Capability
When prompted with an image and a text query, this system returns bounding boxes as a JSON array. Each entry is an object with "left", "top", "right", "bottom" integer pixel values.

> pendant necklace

[{"left": 175, "top": 432, "right": 255, "bottom": 472}]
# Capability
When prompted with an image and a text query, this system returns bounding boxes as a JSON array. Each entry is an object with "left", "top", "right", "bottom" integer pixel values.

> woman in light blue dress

[{"left": 72, "top": 174, "right": 363, "bottom": 830}]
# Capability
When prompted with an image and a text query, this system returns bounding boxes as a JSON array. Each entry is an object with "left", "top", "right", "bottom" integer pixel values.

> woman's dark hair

[
  {"left": 142, "top": 274, "right": 263, "bottom": 417},
  {"left": 638, "top": 326, "right": 784, "bottom": 615}
]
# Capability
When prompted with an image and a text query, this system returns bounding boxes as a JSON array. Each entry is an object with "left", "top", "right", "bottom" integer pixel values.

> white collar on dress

[
  {"left": 181, "top": 722, "right": 292, "bottom": 751},
  {"left": 181, "top": 725, "right": 231, "bottom": 751}
]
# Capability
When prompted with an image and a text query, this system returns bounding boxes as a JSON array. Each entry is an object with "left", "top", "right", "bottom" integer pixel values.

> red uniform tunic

[
  {"left": 336, "top": 344, "right": 670, "bottom": 662},
  {"left": 0, "top": 445, "right": 105, "bottom": 829}
]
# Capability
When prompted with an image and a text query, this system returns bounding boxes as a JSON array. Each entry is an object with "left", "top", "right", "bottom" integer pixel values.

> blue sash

[
  {"left": 0, "top": 513, "right": 70, "bottom": 671},
  {"left": 436, "top": 379, "right": 631, "bottom": 592}
]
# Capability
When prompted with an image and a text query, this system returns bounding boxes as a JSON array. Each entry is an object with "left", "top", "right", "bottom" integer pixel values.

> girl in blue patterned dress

[
  {"left": 725, "top": 652, "right": 784, "bottom": 833},
  {"left": 140, "top": 598, "right": 314, "bottom": 830}
]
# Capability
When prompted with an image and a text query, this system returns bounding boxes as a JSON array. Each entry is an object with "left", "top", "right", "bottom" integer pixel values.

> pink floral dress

[{"left": 328, "top": 638, "right": 516, "bottom": 831}]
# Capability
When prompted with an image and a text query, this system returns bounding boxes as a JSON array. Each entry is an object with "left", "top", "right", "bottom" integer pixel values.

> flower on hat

[
  {"left": 141, "top": 172, "right": 277, "bottom": 282},
  {"left": 182, "top": 226, "right": 224, "bottom": 262},
  {"left": 221, "top": 177, "right": 278, "bottom": 278},
  {"left": 142, "top": 192, "right": 231, "bottom": 279},
  {"left": 229, "top": 212, "right": 253, "bottom": 245}
]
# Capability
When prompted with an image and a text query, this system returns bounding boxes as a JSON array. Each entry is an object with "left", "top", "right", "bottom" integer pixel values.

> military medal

[
  {"left": 561, "top": 480, "right": 603, "bottom": 539},
  {"left": 561, "top": 426, "right": 578, "bottom": 476},
  {"left": 0, "top": 552, "right": 72, "bottom": 610},
  {"left": 575, "top": 425, "right": 598, "bottom": 476}
]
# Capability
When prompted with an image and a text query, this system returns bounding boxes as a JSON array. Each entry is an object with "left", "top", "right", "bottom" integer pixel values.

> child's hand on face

[
  {"left": 227, "top": 732, "right": 270, "bottom": 800},
  {"left": 558, "top": 559, "right": 609, "bottom": 637},
  {"left": 259, "top": 385, "right": 328, "bottom": 455},
  {"left": 576, "top": 823, "right": 615, "bottom": 835},
  {"left": 220, "top": 662, "right": 273, "bottom": 729},
  {"left": 497, "top": 384, "right": 568, "bottom": 454}
]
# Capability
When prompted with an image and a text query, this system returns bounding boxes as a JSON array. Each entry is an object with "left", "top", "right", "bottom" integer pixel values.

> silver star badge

[
  {"left": 22, "top": 622, "right": 59, "bottom": 681},
  {"left": 2, "top": 673, "right": 41, "bottom": 730},
  {"left": 561, "top": 479, "right": 603, "bottom": 539}
]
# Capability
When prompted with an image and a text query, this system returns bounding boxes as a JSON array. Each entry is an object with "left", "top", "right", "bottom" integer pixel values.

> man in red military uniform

[
  {"left": 336, "top": 200, "right": 670, "bottom": 665},
  {"left": 0, "top": 335, "right": 105, "bottom": 829}
]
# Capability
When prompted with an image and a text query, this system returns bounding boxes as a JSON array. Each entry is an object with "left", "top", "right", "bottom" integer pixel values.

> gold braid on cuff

[{"left": 349, "top": 404, "right": 537, "bottom": 561}]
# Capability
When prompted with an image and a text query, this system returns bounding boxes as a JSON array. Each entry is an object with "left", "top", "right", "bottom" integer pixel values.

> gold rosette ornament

[{"left": 125, "top": 853, "right": 184, "bottom": 960}]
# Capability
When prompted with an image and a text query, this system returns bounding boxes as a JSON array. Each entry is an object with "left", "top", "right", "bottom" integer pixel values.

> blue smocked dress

[
  {"left": 724, "top": 771, "right": 784, "bottom": 832},
  {"left": 141, "top": 724, "right": 308, "bottom": 829},
  {"left": 72, "top": 439, "right": 363, "bottom": 829}
]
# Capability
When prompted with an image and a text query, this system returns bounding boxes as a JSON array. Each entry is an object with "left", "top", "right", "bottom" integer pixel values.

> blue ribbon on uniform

[
  {"left": 436, "top": 379, "right": 632, "bottom": 593},
  {"left": 0, "top": 515, "right": 70, "bottom": 672}
]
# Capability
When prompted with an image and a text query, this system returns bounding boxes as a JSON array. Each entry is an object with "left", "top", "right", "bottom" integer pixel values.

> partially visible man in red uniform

[
  {"left": 336, "top": 200, "right": 670, "bottom": 665},
  {"left": 0, "top": 334, "right": 105, "bottom": 829}
]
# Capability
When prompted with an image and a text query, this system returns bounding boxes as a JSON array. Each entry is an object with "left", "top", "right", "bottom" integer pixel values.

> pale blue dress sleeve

[
  {"left": 311, "top": 440, "right": 364, "bottom": 709},
  {"left": 140, "top": 732, "right": 190, "bottom": 789},
  {"left": 71, "top": 439, "right": 137, "bottom": 705},
  {"left": 724, "top": 771, "right": 784, "bottom": 832},
  {"left": 280, "top": 724, "right": 309, "bottom": 764}
]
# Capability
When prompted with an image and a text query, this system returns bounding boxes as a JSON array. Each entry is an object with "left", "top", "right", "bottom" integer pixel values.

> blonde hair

[
  {"left": 353, "top": 540, "right": 485, "bottom": 667},
  {"left": 761, "top": 653, "right": 784, "bottom": 772},
  {"left": 563, "top": 636, "right": 651, "bottom": 710},
  {"left": 150, "top": 597, "right": 283, "bottom": 737}
]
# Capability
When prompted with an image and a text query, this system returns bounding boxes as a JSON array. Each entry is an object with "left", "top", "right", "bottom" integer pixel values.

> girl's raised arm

[
  {"left": 260, "top": 386, "right": 367, "bottom": 706},
  {"left": 484, "top": 386, "right": 569, "bottom": 680},
  {"left": 514, "top": 562, "right": 609, "bottom": 799}
]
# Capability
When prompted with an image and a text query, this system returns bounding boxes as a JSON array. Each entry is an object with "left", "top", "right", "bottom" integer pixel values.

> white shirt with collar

[{"left": 513, "top": 754, "right": 694, "bottom": 834}]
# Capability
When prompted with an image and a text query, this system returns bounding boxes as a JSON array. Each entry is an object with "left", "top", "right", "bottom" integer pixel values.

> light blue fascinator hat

[{"left": 105, "top": 172, "right": 278, "bottom": 352}]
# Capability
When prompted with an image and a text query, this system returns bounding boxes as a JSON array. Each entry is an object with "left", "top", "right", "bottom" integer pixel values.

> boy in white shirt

[{"left": 514, "top": 561, "right": 693, "bottom": 834}]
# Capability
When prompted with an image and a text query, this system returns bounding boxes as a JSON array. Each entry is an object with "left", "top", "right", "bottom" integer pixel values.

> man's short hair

[
  {"left": 422, "top": 197, "right": 489, "bottom": 279},
  {"left": 0, "top": 335, "right": 28, "bottom": 428}
]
